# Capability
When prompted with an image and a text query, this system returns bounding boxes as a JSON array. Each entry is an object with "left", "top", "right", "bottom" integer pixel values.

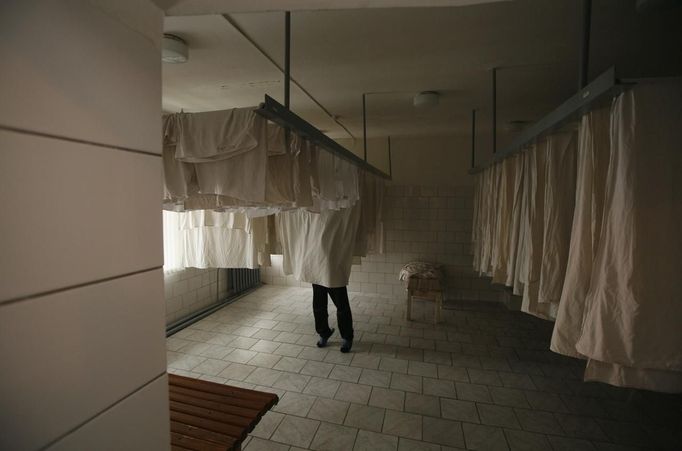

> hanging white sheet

[
  {"left": 174, "top": 108, "right": 266, "bottom": 162},
  {"left": 537, "top": 131, "right": 577, "bottom": 318},
  {"left": 276, "top": 205, "right": 361, "bottom": 288},
  {"left": 574, "top": 83, "right": 682, "bottom": 392},
  {"left": 551, "top": 107, "right": 610, "bottom": 358}
]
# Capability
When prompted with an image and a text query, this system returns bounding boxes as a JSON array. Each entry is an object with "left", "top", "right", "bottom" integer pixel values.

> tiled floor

[{"left": 167, "top": 285, "right": 682, "bottom": 451}]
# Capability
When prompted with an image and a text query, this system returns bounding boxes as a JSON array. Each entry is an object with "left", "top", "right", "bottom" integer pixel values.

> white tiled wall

[
  {"left": 0, "top": 2, "right": 169, "bottom": 449},
  {"left": 164, "top": 268, "right": 229, "bottom": 325},
  {"left": 261, "top": 184, "right": 500, "bottom": 302}
]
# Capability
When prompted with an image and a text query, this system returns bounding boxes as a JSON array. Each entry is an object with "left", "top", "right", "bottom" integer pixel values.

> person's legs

[
  {"left": 327, "top": 286, "right": 354, "bottom": 341},
  {"left": 312, "top": 284, "right": 334, "bottom": 343}
]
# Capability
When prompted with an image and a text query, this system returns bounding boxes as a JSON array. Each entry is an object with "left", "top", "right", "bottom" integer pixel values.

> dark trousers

[{"left": 312, "top": 284, "right": 354, "bottom": 340}]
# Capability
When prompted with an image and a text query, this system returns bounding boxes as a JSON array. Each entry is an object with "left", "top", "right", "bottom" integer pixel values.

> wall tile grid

[
  {"left": 262, "top": 184, "right": 501, "bottom": 302},
  {"left": 164, "top": 268, "right": 229, "bottom": 325}
]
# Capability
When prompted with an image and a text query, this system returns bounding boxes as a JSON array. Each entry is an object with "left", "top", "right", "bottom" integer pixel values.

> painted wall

[
  {"left": 262, "top": 134, "right": 500, "bottom": 301},
  {"left": 0, "top": 2, "right": 169, "bottom": 449}
]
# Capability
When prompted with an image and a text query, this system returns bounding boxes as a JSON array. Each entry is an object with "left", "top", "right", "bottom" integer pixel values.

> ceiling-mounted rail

[
  {"left": 256, "top": 95, "right": 392, "bottom": 180},
  {"left": 257, "top": 12, "right": 390, "bottom": 180},
  {"left": 468, "top": 66, "right": 626, "bottom": 174}
]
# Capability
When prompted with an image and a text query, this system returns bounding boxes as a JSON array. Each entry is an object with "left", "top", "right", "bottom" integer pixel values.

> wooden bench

[
  {"left": 169, "top": 374, "right": 279, "bottom": 451},
  {"left": 406, "top": 277, "right": 443, "bottom": 324}
]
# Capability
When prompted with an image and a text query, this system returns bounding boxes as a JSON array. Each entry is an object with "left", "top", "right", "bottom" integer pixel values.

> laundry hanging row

[
  {"left": 162, "top": 106, "right": 385, "bottom": 287},
  {"left": 471, "top": 81, "right": 682, "bottom": 393}
]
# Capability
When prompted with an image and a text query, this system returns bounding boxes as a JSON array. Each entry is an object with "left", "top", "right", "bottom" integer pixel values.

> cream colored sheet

[
  {"left": 277, "top": 205, "right": 361, "bottom": 288},
  {"left": 551, "top": 108, "right": 610, "bottom": 358},
  {"left": 575, "top": 83, "right": 682, "bottom": 387}
]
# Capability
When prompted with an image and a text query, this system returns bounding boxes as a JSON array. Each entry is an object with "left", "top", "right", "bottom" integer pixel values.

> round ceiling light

[
  {"left": 162, "top": 34, "right": 189, "bottom": 63},
  {"left": 413, "top": 91, "right": 439, "bottom": 108}
]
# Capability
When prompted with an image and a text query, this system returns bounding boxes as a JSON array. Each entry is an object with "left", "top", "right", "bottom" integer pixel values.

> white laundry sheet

[
  {"left": 276, "top": 204, "right": 361, "bottom": 288},
  {"left": 471, "top": 81, "right": 682, "bottom": 392},
  {"left": 574, "top": 83, "right": 682, "bottom": 392},
  {"left": 173, "top": 108, "right": 266, "bottom": 163},
  {"left": 163, "top": 210, "right": 270, "bottom": 270},
  {"left": 551, "top": 107, "right": 610, "bottom": 358}
]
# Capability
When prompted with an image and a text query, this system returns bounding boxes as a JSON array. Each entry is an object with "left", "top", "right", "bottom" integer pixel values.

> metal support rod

[
  {"left": 284, "top": 11, "right": 291, "bottom": 109},
  {"left": 492, "top": 67, "right": 497, "bottom": 154},
  {"left": 362, "top": 93, "right": 368, "bottom": 161},
  {"left": 387, "top": 136, "right": 392, "bottom": 177},
  {"left": 471, "top": 109, "right": 476, "bottom": 169},
  {"left": 579, "top": 0, "right": 592, "bottom": 89}
]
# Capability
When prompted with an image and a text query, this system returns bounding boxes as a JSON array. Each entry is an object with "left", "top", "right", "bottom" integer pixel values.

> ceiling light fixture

[
  {"left": 162, "top": 34, "right": 189, "bottom": 63},
  {"left": 413, "top": 91, "right": 439, "bottom": 108}
]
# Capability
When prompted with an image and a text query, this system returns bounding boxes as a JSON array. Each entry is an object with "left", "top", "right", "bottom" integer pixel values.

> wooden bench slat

[
  {"left": 170, "top": 375, "right": 277, "bottom": 405},
  {"left": 171, "top": 421, "right": 237, "bottom": 448},
  {"left": 170, "top": 432, "right": 229, "bottom": 451},
  {"left": 170, "top": 410, "right": 246, "bottom": 441},
  {"left": 170, "top": 400, "right": 253, "bottom": 429},
  {"left": 170, "top": 385, "right": 267, "bottom": 413},
  {"left": 170, "top": 390, "right": 262, "bottom": 419}
]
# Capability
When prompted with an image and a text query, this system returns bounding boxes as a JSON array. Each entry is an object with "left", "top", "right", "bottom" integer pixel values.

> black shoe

[
  {"left": 317, "top": 328, "right": 335, "bottom": 348},
  {"left": 340, "top": 338, "right": 353, "bottom": 353}
]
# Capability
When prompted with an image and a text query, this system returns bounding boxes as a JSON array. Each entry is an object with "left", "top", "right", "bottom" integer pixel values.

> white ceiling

[{"left": 162, "top": 0, "right": 682, "bottom": 141}]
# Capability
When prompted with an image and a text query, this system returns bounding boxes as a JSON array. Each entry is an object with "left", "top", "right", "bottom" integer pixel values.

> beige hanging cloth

[
  {"left": 505, "top": 154, "right": 525, "bottom": 288},
  {"left": 512, "top": 150, "right": 531, "bottom": 296},
  {"left": 537, "top": 130, "right": 577, "bottom": 318},
  {"left": 551, "top": 107, "right": 610, "bottom": 358},
  {"left": 491, "top": 157, "right": 517, "bottom": 285},
  {"left": 521, "top": 142, "right": 547, "bottom": 318},
  {"left": 575, "top": 83, "right": 682, "bottom": 392}
]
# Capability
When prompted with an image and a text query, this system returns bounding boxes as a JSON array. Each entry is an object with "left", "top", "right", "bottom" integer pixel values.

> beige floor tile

[
  {"left": 477, "top": 403, "right": 519, "bottom": 429},
  {"left": 423, "top": 378, "right": 457, "bottom": 398},
  {"left": 192, "top": 357, "right": 230, "bottom": 376},
  {"left": 274, "top": 356, "right": 307, "bottom": 373},
  {"left": 251, "top": 340, "right": 282, "bottom": 354},
  {"left": 224, "top": 349, "right": 258, "bottom": 364},
  {"left": 441, "top": 398, "right": 480, "bottom": 423},
  {"left": 248, "top": 353, "right": 282, "bottom": 369},
  {"left": 437, "top": 365, "right": 469, "bottom": 382},
  {"left": 245, "top": 367, "right": 284, "bottom": 386},
  {"left": 382, "top": 410, "right": 422, "bottom": 440},
  {"left": 335, "top": 382, "right": 373, "bottom": 404},
  {"left": 273, "top": 391, "right": 317, "bottom": 416},
  {"left": 390, "top": 373, "right": 422, "bottom": 393},
  {"left": 307, "top": 397, "right": 350, "bottom": 424},
  {"left": 404, "top": 393, "right": 440, "bottom": 417},
  {"left": 397, "top": 437, "right": 441, "bottom": 451},
  {"left": 408, "top": 361, "right": 438, "bottom": 378},
  {"left": 273, "top": 372, "right": 311, "bottom": 392},
  {"left": 310, "top": 422, "right": 358, "bottom": 451},
  {"left": 274, "top": 343, "right": 304, "bottom": 357},
  {"left": 422, "top": 416, "right": 465, "bottom": 448},
  {"left": 301, "top": 360, "right": 334, "bottom": 378},
  {"left": 329, "top": 365, "right": 363, "bottom": 383},
  {"left": 351, "top": 354, "right": 382, "bottom": 370},
  {"left": 344, "top": 403, "right": 386, "bottom": 432},
  {"left": 462, "top": 423, "right": 509, "bottom": 451},
  {"left": 369, "top": 387, "right": 405, "bottom": 411},
  {"left": 250, "top": 411, "right": 286, "bottom": 439},
  {"left": 270, "top": 415, "right": 320, "bottom": 448},
  {"left": 455, "top": 382, "right": 492, "bottom": 403},
  {"left": 299, "top": 347, "right": 330, "bottom": 362},
  {"left": 218, "top": 363, "right": 256, "bottom": 381},
  {"left": 243, "top": 437, "right": 290, "bottom": 451},
  {"left": 354, "top": 430, "right": 399, "bottom": 451},
  {"left": 359, "top": 369, "right": 392, "bottom": 388},
  {"left": 379, "top": 357, "right": 409, "bottom": 374},
  {"left": 304, "top": 376, "right": 341, "bottom": 398}
]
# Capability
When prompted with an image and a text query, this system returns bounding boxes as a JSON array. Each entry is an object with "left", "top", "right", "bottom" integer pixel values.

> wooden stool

[{"left": 406, "top": 277, "right": 443, "bottom": 324}]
